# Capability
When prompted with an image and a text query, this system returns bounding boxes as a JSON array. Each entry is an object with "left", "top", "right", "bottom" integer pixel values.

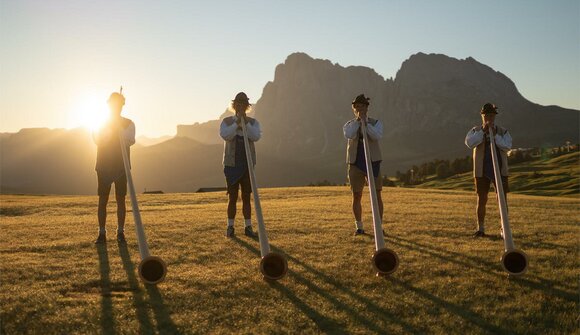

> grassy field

[
  {"left": 414, "top": 151, "right": 580, "bottom": 197},
  {"left": 0, "top": 187, "right": 578, "bottom": 334}
]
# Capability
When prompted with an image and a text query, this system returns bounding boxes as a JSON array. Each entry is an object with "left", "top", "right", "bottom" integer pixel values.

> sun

[{"left": 70, "top": 92, "right": 109, "bottom": 131}]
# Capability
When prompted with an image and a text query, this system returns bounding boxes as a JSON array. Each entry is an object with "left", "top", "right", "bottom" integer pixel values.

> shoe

[
  {"left": 244, "top": 226, "right": 256, "bottom": 237},
  {"left": 354, "top": 229, "right": 365, "bottom": 236},
  {"left": 116, "top": 232, "right": 126, "bottom": 243},
  {"left": 94, "top": 233, "right": 106, "bottom": 244},
  {"left": 226, "top": 226, "right": 235, "bottom": 237},
  {"left": 473, "top": 231, "right": 485, "bottom": 238}
]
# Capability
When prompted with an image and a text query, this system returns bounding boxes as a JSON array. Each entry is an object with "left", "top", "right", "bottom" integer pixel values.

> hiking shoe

[
  {"left": 94, "top": 233, "right": 107, "bottom": 244},
  {"left": 244, "top": 226, "right": 256, "bottom": 237},
  {"left": 354, "top": 229, "right": 365, "bottom": 236},
  {"left": 116, "top": 232, "right": 126, "bottom": 243},
  {"left": 226, "top": 226, "right": 235, "bottom": 238},
  {"left": 473, "top": 231, "right": 485, "bottom": 238}
]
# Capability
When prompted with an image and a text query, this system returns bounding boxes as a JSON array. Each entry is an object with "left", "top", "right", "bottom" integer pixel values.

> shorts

[
  {"left": 348, "top": 164, "right": 383, "bottom": 193},
  {"left": 475, "top": 176, "right": 509, "bottom": 195},
  {"left": 226, "top": 170, "right": 252, "bottom": 195},
  {"left": 97, "top": 172, "right": 127, "bottom": 197}
]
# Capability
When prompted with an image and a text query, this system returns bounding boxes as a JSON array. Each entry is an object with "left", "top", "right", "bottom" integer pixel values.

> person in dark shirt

[
  {"left": 219, "top": 92, "right": 261, "bottom": 238},
  {"left": 343, "top": 94, "right": 384, "bottom": 236},
  {"left": 93, "top": 90, "right": 136, "bottom": 243},
  {"left": 465, "top": 103, "right": 512, "bottom": 237}
]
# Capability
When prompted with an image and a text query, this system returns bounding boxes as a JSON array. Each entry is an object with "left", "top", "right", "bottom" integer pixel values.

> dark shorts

[
  {"left": 226, "top": 170, "right": 252, "bottom": 195},
  {"left": 97, "top": 172, "right": 127, "bottom": 197},
  {"left": 475, "top": 176, "right": 509, "bottom": 195}
]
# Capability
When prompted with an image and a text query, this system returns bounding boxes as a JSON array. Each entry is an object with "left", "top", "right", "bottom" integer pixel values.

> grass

[
  {"left": 414, "top": 151, "right": 580, "bottom": 197},
  {"left": 0, "top": 187, "right": 578, "bottom": 334}
]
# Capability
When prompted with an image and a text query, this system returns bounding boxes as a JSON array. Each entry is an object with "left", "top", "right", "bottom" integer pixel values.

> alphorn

[
  {"left": 239, "top": 115, "right": 288, "bottom": 280},
  {"left": 359, "top": 119, "right": 399, "bottom": 275},
  {"left": 118, "top": 126, "right": 167, "bottom": 284},
  {"left": 488, "top": 127, "right": 528, "bottom": 276}
]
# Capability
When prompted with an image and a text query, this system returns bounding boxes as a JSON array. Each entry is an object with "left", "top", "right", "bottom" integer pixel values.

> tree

[{"left": 436, "top": 162, "right": 451, "bottom": 179}]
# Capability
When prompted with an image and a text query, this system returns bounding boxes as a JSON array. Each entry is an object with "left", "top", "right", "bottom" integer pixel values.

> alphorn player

[
  {"left": 343, "top": 94, "right": 385, "bottom": 236},
  {"left": 219, "top": 92, "right": 261, "bottom": 238},
  {"left": 465, "top": 103, "right": 512, "bottom": 237},
  {"left": 93, "top": 90, "right": 136, "bottom": 244}
]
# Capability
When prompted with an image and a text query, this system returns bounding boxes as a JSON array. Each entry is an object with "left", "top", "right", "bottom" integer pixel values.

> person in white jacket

[
  {"left": 219, "top": 92, "right": 261, "bottom": 238},
  {"left": 464, "top": 103, "right": 512, "bottom": 237},
  {"left": 343, "top": 94, "right": 384, "bottom": 236},
  {"left": 93, "top": 90, "right": 136, "bottom": 244}
]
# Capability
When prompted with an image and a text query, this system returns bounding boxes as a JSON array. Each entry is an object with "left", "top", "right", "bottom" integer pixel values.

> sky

[{"left": 1, "top": 0, "right": 579, "bottom": 137}]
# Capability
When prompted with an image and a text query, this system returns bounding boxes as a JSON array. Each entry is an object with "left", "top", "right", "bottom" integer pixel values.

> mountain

[
  {"left": 136, "top": 135, "right": 174, "bottom": 147},
  {"left": 2, "top": 52, "right": 578, "bottom": 194},
  {"left": 180, "top": 52, "right": 579, "bottom": 178}
]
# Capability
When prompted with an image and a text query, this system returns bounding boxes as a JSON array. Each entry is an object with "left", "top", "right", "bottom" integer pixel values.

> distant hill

[
  {"left": 2, "top": 52, "right": 578, "bottom": 194},
  {"left": 413, "top": 151, "right": 580, "bottom": 197}
]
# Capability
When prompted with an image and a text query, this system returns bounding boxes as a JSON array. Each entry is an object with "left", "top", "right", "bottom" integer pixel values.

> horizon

[{"left": 1, "top": 1, "right": 579, "bottom": 137}]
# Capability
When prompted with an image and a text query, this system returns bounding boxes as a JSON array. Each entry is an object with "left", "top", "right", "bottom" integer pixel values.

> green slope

[{"left": 413, "top": 151, "right": 580, "bottom": 197}]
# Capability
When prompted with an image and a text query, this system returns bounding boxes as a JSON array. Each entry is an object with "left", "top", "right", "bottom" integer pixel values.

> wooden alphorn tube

[
  {"left": 239, "top": 116, "right": 288, "bottom": 280},
  {"left": 119, "top": 128, "right": 167, "bottom": 284},
  {"left": 360, "top": 119, "right": 399, "bottom": 275},
  {"left": 488, "top": 127, "right": 528, "bottom": 276}
]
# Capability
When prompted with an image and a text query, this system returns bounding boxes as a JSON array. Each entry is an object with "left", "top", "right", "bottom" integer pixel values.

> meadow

[{"left": 0, "top": 187, "right": 578, "bottom": 334}]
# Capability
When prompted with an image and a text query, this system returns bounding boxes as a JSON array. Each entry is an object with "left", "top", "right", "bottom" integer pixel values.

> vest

[
  {"left": 472, "top": 125, "right": 509, "bottom": 178},
  {"left": 222, "top": 116, "right": 257, "bottom": 167},
  {"left": 346, "top": 118, "right": 382, "bottom": 164}
]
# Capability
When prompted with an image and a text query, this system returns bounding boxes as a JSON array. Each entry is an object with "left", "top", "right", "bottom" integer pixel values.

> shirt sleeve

[
  {"left": 220, "top": 117, "right": 238, "bottom": 141},
  {"left": 366, "top": 120, "right": 383, "bottom": 141},
  {"left": 465, "top": 127, "right": 484, "bottom": 149},
  {"left": 246, "top": 119, "right": 261, "bottom": 142},
  {"left": 124, "top": 121, "right": 136, "bottom": 146},
  {"left": 495, "top": 130, "right": 512, "bottom": 152},
  {"left": 343, "top": 120, "right": 360, "bottom": 139}
]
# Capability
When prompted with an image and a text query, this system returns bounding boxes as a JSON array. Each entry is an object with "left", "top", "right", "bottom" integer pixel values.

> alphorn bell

[
  {"left": 359, "top": 119, "right": 399, "bottom": 275},
  {"left": 118, "top": 126, "right": 168, "bottom": 284},
  {"left": 239, "top": 115, "right": 288, "bottom": 280},
  {"left": 488, "top": 127, "right": 528, "bottom": 276}
]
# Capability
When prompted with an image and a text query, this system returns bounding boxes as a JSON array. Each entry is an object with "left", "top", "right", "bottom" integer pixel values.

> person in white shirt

[
  {"left": 219, "top": 92, "right": 261, "bottom": 238},
  {"left": 93, "top": 90, "right": 136, "bottom": 244},
  {"left": 343, "top": 94, "right": 384, "bottom": 236},
  {"left": 465, "top": 103, "right": 512, "bottom": 237}
]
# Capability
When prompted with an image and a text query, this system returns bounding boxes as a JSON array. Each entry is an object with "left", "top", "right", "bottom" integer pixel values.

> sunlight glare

[{"left": 71, "top": 92, "right": 109, "bottom": 131}]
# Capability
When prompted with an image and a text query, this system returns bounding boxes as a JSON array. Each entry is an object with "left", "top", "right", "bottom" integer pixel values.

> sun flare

[{"left": 70, "top": 92, "right": 109, "bottom": 131}]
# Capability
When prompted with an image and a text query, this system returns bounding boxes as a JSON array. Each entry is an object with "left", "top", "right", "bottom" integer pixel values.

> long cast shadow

[
  {"left": 96, "top": 244, "right": 116, "bottom": 335},
  {"left": 232, "top": 236, "right": 422, "bottom": 334},
  {"left": 390, "top": 236, "right": 577, "bottom": 302},
  {"left": 387, "top": 277, "right": 511, "bottom": 335},
  {"left": 145, "top": 284, "right": 181, "bottom": 334},
  {"left": 118, "top": 242, "right": 155, "bottom": 334}
]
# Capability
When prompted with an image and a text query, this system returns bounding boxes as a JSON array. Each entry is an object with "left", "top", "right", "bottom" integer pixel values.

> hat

[
  {"left": 352, "top": 94, "right": 370, "bottom": 105},
  {"left": 232, "top": 92, "right": 250, "bottom": 103},
  {"left": 108, "top": 92, "right": 125, "bottom": 106},
  {"left": 480, "top": 103, "right": 498, "bottom": 115}
]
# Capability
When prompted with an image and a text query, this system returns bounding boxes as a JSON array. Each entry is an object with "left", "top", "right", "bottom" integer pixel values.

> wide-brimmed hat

[
  {"left": 232, "top": 92, "right": 250, "bottom": 103},
  {"left": 352, "top": 94, "right": 370, "bottom": 105},
  {"left": 481, "top": 103, "right": 498, "bottom": 115}
]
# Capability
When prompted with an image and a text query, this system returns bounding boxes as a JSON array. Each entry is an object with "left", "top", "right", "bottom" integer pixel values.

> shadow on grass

[
  {"left": 96, "top": 244, "right": 116, "bottom": 335},
  {"left": 386, "top": 277, "right": 509, "bottom": 334},
  {"left": 390, "top": 236, "right": 577, "bottom": 301},
  {"left": 232, "top": 236, "right": 422, "bottom": 334},
  {"left": 118, "top": 242, "right": 180, "bottom": 334}
]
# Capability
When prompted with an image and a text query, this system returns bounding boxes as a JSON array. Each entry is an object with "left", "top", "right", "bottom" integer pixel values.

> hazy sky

[{"left": 1, "top": 0, "right": 579, "bottom": 137}]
